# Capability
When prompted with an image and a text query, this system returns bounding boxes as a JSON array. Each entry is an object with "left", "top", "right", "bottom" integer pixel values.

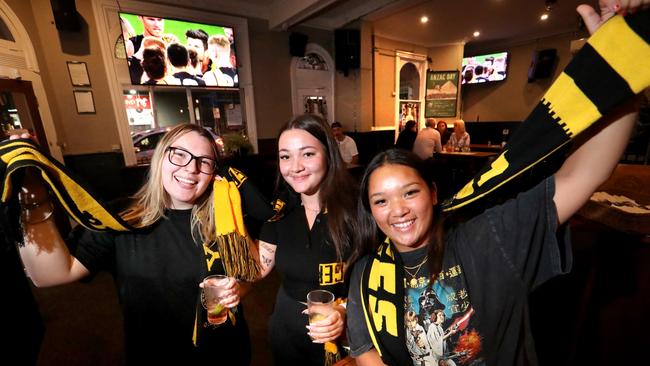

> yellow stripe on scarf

[
  {"left": 541, "top": 73, "right": 602, "bottom": 137},
  {"left": 212, "top": 178, "right": 259, "bottom": 280},
  {"left": 589, "top": 16, "right": 650, "bottom": 93},
  {"left": 2, "top": 143, "right": 131, "bottom": 231}
]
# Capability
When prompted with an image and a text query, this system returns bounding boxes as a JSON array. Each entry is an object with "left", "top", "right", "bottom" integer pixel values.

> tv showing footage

[
  {"left": 461, "top": 51, "right": 508, "bottom": 85},
  {"left": 119, "top": 12, "right": 238, "bottom": 88}
]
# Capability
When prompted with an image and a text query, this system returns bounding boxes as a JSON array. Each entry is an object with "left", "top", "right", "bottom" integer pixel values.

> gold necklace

[
  {"left": 301, "top": 201, "right": 321, "bottom": 213},
  {"left": 404, "top": 255, "right": 428, "bottom": 288}
]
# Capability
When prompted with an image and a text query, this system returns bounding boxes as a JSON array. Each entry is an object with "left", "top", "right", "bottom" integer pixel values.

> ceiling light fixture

[
  {"left": 473, "top": 31, "right": 480, "bottom": 37},
  {"left": 420, "top": 16, "right": 428, "bottom": 23},
  {"left": 540, "top": 13, "right": 549, "bottom": 20}
]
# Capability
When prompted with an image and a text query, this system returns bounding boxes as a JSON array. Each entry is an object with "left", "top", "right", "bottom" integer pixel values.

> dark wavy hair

[
  {"left": 276, "top": 114, "right": 358, "bottom": 263},
  {"left": 351, "top": 148, "right": 446, "bottom": 281}
]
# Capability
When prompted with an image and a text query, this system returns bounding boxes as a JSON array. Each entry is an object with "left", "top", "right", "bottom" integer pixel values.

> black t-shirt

[
  {"left": 259, "top": 192, "right": 347, "bottom": 301},
  {"left": 129, "top": 35, "right": 144, "bottom": 54},
  {"left": 347, "top": 177, "right": 570, "bottom": 365},
  {"left": 74, "top": 209, "right": 250, "bottom": 365},
  {"left": 395, "top": 130, "right": 417, "bottom": 151}
]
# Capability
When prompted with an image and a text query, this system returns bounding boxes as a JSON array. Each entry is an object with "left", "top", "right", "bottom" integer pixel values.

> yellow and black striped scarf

[
  {"left": 363, "top": 10, "right": 650, "bottom": 365},
  {"left": 443, "top": 11, "right": 650, "bottom": 211},
  {"left": 0, "top": 139, "right": 264, "bottom": 278},
  {"left": 0, "top": 138, "right": 276, "bottom": 346}
]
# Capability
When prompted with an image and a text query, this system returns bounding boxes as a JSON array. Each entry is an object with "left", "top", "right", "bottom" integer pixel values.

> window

[
  {"left": 0, "top": 18, "right": 15, "bottom": 41},
  {"left": 191, "top": 90, "right": 242, "bottom": 133}
]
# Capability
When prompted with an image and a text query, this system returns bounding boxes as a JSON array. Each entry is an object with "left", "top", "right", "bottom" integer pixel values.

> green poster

[{"left": 425, "top": 70, "right": 459, "bottom": 117}]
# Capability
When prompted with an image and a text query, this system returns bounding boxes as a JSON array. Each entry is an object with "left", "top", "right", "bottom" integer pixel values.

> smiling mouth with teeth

[
  {"left": 392, "top": 220, "right": 414, "bottom": 229},
  {"left": 175, "top": 175, "right": 197, "bottom": 185}
]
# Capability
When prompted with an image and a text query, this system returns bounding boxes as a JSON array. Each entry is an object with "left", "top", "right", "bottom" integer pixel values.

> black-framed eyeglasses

[{"left": 166, "top": 146, "right": 216, "bottom": 175}]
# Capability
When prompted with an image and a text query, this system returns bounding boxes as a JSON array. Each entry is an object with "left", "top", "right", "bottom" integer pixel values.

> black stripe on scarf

[
  {"left": 442, "top": 10, "right": 650, "bottom": 211},
  {"left": 565, "top": 43, "right": 633, "bottom": 114}
]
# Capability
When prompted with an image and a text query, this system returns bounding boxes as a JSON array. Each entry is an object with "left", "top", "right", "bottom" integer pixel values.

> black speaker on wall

[
  {"left": 289, "top": 32, "right": 309, "bottom": 57},
  {"left": 335, "top": 29, "right": 360, "bottom": 76},
  {"left": 50, "top": 0, "right": 80, "bottom": 32},
  {"left": 528, "top": 48, "right": 557, "bottom": 82}
]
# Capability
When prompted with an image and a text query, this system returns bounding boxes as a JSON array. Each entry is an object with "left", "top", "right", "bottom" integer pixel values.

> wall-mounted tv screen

[
  {"left": 119, "top": 12, "right": 238, "bottom": 88},
  {"left": 461, "top": 51, "right": 508, "bottom": 85}
]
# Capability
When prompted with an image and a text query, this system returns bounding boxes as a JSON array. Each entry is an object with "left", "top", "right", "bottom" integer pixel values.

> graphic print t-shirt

[
  {"left": 401, "top": 247, "right": 482, "bottom": 366},
  {"left": 347, "top": 177, "right": 569, "bottom": 365}
]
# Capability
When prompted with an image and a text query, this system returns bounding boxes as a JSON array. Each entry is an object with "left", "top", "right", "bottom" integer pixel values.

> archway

[
  {"left": 290, "top": 43, "right": 335, "bottom": 123},
  {"left": 0, "top": 1, "right": 61, "bottom": 161}
]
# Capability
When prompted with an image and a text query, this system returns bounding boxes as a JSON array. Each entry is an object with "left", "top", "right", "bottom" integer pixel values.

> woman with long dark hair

[
  {"left": 346, "top": 2, "right": 646, "bottom": 363},
  {"left": 257, "top": 114, "right": 357, "bottom": 365}
]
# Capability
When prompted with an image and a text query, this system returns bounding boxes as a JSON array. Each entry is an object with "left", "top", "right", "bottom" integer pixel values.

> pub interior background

[{"left": 1, "top": 0, "right": 648, "bottom": 365}]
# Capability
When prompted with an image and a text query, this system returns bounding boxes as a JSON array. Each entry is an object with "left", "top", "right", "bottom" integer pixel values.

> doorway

[
  {"left": 394, "top": 51, "right": 426, "bottom": 139},
  {"left": 0, "top": 78, "right": 49, "bottom": 152}
]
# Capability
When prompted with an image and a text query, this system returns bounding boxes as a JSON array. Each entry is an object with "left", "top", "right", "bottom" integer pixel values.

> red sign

[{"left": 123, "top": 95, "right": 151, "bottom": 110}]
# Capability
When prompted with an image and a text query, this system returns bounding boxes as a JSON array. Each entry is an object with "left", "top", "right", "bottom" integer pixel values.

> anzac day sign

[{"left": 425, "top": 70, "right": 459, "bottom": 117}]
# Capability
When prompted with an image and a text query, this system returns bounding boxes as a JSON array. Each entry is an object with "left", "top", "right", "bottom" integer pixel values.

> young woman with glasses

[{"left": 15, "top": 124, "right": 254, "bottom": 365}]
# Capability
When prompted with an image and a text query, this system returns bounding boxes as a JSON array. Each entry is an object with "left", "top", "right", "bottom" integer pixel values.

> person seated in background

[
  {"left": 447, "top": 119, "right": 470, "bottom": 151},
  {"left": 395, "top": 120, "right": 418, "bottom": 151},
  {"left": 167, "top": 43, "right": 206, "bottom": 86},
  {"left": 436, "top": 120, "right": 451, "bottom": 146},
  {"left": 331, "top": 121, "right": 359, "bottom": 165},
  {"left": 413, "top": 118, "right": 442, "bottom": 159}
]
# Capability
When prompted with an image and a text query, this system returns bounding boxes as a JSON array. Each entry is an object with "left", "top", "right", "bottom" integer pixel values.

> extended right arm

[{"left": 18, "top": 168, "right": 89, "bottom": 287}]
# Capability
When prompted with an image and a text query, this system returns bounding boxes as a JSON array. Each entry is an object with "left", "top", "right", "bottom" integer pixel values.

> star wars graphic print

[{"left": 404, "top": 264, "right": 484, "bottom": 366}]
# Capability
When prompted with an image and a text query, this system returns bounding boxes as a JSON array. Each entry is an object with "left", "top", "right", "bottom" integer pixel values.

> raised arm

[
  {"left": 18, "top": 168, "right": 90, "bottom": 287},
  {"left": 554, "top": 0, "right": 647, "bottom": 223}
]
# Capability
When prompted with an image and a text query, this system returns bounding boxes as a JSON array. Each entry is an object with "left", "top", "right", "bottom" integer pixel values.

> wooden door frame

[{"left": 0, "top": 78, "right": 49, "bottom": 153}]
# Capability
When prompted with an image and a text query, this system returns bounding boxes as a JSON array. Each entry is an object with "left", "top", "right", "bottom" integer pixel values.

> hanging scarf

[
  {"left": 0, "top": 139, "right": 279, "bottom": 346},
  {"left": 363, "top": 10, "right": 650, "bottom": 365},
  {"left": 360, "top": 239, "right": 410, "bottom": 365},
  {"left": 442, "top": 9, "right": 650, "bottom": 212}
]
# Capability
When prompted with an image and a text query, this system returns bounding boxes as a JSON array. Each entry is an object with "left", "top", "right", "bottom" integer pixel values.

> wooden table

[
  {"left": 577, "top": 164, "right": 650, "bottom": 235},
  {"left": 431, "top": 151, "right": 497, "bottom": 199},
  {"left": 439, "top": 151, "right": 497, "bottom": 158},
  {"left": 470, "top": 143, "right": 503, "bottom": 152}
]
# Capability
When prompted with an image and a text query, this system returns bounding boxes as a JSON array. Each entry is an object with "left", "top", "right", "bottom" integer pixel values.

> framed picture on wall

[
  {"left": 424, "top": 70, "right": 459, "bottom": 118},
  {"left": 67, "top": 61, "right": 91, "bottom": 87}
]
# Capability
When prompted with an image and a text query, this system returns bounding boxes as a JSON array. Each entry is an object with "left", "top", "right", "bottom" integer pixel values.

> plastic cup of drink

[{"left": 203, "top": 274, "right": 229, "bottom": 325}]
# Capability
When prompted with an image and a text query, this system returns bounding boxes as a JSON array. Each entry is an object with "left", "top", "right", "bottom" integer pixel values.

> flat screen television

[
  {"left": 119, "top": 12, "right": 238, "bottom": 88},
  {"left": 461, "top": 51, "right": 508, "bottom": 85}
]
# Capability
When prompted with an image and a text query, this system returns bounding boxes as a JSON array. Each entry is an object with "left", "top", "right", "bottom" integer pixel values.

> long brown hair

[
  {"left": 121, "top": 124, "right": 220, "bottom": 245},
  {"left": 276, "top": 114, "right": 358, "bottom": 262},
  {"left": 352, "top": 148, "right": 446, "bottom": 281}
]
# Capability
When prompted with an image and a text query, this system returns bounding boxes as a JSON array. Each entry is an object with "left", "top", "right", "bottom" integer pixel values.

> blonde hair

[
  {"left": 208, "top": 34, "right": 230, "bottom": 48},
  {"left": 454, "top": 119, "right": 466, "bottom": 134},
  {"left": 142, "top": 36, "right": 166, "bottom": 52},
  {"left": 121, "top": 124, "right": 219, "bottom": 245}
]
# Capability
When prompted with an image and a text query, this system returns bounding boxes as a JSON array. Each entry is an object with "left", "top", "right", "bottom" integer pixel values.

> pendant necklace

[{"left": 404, "top": 255, "right": 428, "bottom": 288}]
